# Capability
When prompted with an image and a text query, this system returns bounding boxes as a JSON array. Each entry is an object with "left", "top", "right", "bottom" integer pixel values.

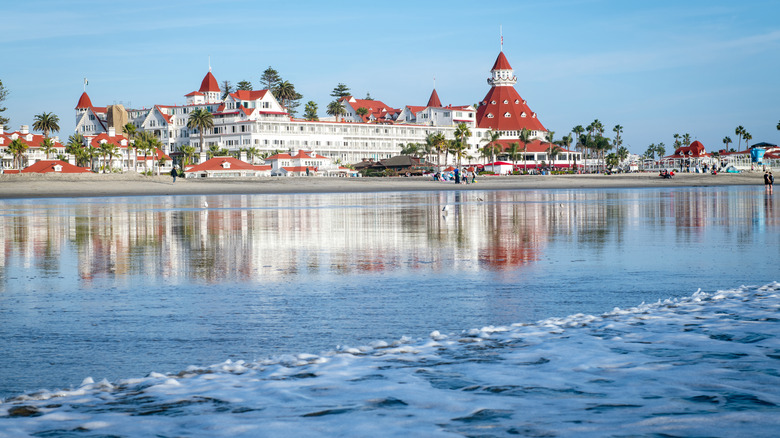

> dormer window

[
  {"left": 520, "top": 112, "right": 527, "bottom": 118},
  {"left": 515, "top": 99, "right": 520, "bottom": 104},
  {"left": 221, "top": 161, "right": 231, "bottom": 169},
  {"left": 487, "top": 113, "right": 494, "bottom": 118},
  {"left": 503, "top": 100, "right": 509, "bottom": 104},
  {"left": 53, "top": 165, "right": 63, "bottom": 172},
  {"left": 504, "top": 112, "right": 511, "bottom": 118},
  {"left": 491, "top": 100, "right": 496, "bottom": 105}
]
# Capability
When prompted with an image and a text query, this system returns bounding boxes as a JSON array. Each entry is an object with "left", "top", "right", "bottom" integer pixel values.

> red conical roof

[
  {"left": 199, "top": 71, "right": 220, "bottom": 93},
  {"left": 491, "top": 51, "right": 513, "bottom": 71},
  {"left": 426, "top": 89, "right": 442, "bottom": 107},
  {"left": 76, "top": 92, "right": 93, "bottom": 109},
  {"left": 476, "top": 86, "right": 546, "bottom": 132}
]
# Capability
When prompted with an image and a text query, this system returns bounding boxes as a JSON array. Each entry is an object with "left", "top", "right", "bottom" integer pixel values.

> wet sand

[{"left": 0, "top": 172, "right": 764, "bottom": 199}]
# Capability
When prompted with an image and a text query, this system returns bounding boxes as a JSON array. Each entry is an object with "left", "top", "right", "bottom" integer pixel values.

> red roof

[
  {"left": 230, "top": 89, "right": 269, "bottom": 101},
  {"left": 340, "top": 96, "right": 396, "bottom": 122},
  {"left": 136, "top": 148, "right": 171, "bottom": 161},
  {"left": 491, "top": 51, "right": 513, "bottom": 70},
  {"left": 90, "top": 132, "right": 128, "bottom": 149},
  {"left": 476, "top": 86, "right": 546, "bottom": 132},
  {"left": 21, "top": 160, "right": 91, "bottom": 174},
  {"left": 185, "top": 156, "right": 255, "bottom": 172},
  {"left": 1, "top": 131, "right": 64, "bottom": 148},
  {"left": 427, "top": 89, "right": 442, "bottom": 107},
  {"left": 199, "top": 71, "right": 220, "bottom": 93},
  {"left": 185, "top": 91, "right": 203, "bottom": 97},
  {"left": 282, "top": 166, "right": 318, "bottom": 172},
  {"left": 671, "top": 140, "right": 707, "bottom": 158},
  {"left": 76, "top": 92, "right": 93, "bottom": 109}
]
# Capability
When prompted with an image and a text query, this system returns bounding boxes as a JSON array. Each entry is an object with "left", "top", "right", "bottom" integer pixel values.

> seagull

[
  {"left": 477, "top": 197, "right": 484, "bottom": 202},
  {"left": 203, "top": 200, "right": 208, "bottom": 208}
]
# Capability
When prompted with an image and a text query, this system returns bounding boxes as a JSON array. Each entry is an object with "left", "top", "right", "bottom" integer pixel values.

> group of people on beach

[{"left": 433, "top": 168, "right": 477, "bottom": 184}]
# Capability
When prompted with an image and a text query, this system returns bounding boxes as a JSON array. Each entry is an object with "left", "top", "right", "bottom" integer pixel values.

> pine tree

[
  {"left": 331, "top": 83, "right": 351, "bottom": 98},
  {"left": 261, "top": 67, "right": 281, "bottom": 91},
  {"left": 0, "top": 79, "right": 9, "bottom": 129},
  {"left": 237, "top": 80, "right": 253, "bottom": 91},
  {"left": 221, "top": 80, "right": 233, "bottom": 99}
]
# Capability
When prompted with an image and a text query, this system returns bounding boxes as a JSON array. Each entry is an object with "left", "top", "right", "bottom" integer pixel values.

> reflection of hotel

[{"left": 71, "top": 51, "right": 579, "bottom": 167}]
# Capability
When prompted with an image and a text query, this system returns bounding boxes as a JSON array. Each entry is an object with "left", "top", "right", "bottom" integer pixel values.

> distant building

[{"left": 72, "top": 49, "right": 571, "bottom": 169}]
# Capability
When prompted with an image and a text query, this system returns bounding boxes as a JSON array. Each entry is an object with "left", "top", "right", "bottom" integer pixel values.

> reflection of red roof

[
  {"left": 282, "top": 166, "right": 317, "bottom": 172},
  {"left": 22, "top": 160, "right": 91, "bottom": 173},
  {"left": 76, "top": 92, "right": 93, "bottom": 109},
  {"left": 199, "top": 71, "right": 220, "bottom": 93}
]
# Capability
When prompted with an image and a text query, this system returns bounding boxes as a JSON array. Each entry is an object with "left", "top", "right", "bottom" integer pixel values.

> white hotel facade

[{"left": 74, "top": 51, "right": 559, "bottom": 166}]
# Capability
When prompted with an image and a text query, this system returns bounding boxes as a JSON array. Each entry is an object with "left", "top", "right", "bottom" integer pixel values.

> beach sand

[{"left": 0, "top": 172, "right": 764, "bottom": 199}]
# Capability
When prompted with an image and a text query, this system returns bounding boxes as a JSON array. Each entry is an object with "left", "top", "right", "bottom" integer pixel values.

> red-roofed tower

[
  {"left": 198, "top": 68, "right": 221, "bottom": 104},
  {"left": 426, "top": 89, "right": 442, "bottom": 108},
  {"left": 476, "top": 51, "right": 546, "bottom": 137}
]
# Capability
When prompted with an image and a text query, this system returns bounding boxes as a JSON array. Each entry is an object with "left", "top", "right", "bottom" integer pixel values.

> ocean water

[{"left": 0, "top": 186, "right": 778, "bottom": 436}]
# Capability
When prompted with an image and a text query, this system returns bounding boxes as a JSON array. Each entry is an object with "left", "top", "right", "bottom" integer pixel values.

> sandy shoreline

[{"left": 0, "top": 172, "right": 765, "bottom": 199}]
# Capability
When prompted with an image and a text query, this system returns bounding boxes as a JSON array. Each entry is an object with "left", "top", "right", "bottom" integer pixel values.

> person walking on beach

[
  {"left": 765, "top": 171, "right": 774, "bottom": 194},
  {"left": 170, "top": 166, "right": 178, "bottom": 183}
]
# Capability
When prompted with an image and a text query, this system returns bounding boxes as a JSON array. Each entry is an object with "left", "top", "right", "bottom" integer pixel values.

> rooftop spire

[{"left": 500, "top": 25, "right": 503, "bottom": 52}]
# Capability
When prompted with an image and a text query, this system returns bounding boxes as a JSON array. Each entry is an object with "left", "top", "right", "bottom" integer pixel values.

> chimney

[
  {"left": 20, "top": 125, "right": 29, "bottom": 134},
  {"left": 108, "top": 127, "right": 116, "bottom": 137}
]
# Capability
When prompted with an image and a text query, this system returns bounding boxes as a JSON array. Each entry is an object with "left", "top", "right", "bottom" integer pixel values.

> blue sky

[{"left": 2, "top": 0, "right": 778, "bottom": 154}]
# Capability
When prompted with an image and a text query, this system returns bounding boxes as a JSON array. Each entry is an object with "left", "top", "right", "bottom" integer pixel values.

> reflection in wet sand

[{"left": 1, "top": 188, "right": 776, "bottom": 289}]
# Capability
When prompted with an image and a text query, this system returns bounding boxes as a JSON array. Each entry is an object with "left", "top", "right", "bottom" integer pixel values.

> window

[
  {"left": 520, "top": 112, "right": 526, "bottom": 118},
  {"left": 487, "top": 113, "right": 494, "bottom": 118},
  {"left": 491, "top": 100, "right": 496, "bottom": 104},
  {"left": 503, "top": 100, "right": 508, "bottom": 104},
  {"left": 515, "top": 100, "right": 520, "bottom": 104},
  {"left": 504, "top": 112, "right": 511, "bottom": 118}
]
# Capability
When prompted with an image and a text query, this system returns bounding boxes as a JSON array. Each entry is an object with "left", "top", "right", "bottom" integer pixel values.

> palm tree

[
  {"left": 560, "top": 134, "right": 573, "bottom": 169},
  {"left": 180, "top": 144, "right": 197, "bottom": 167},
  {"left": 545, "top": 131, "right": 557, "bottom": 169},
  {"left": 454, "top": 122, "right": 472, "bottom": 153},
  {"left": 401, "top": 142, "right": 422, "bottom": 157},
  {"left": 682, "top": 133, "right": 691, "bottom": 147},
  {"left": 735, "top": 126, "right": 745, "bottom": 150},
  {"left": 326, "top": 100, "right": 346, "bottom": 122},
  {"left": 743, "top": 132, "right": 752, "bottom": 148},
  {"left": 355, "top": 107, "right": 369, "bottom": 121},
  {"left": 32, "top": 112, "right": 60, "bottom": 138},
  {"left": 519, "top": 128, "right": 532, "bottom": 173},
  {"left": 572, "top": 125, "right": 585, "bottom": 155},
  {"left": 722, "top": 136, "right": 732, "bottom": 151},
  {"left": 98, "top": 142, "right": 114, "bottom": 173},
  {"left": 777, "top": 120, "right": 780, "bottom": 131},
  {"left": 432, "top": 132, "right": 447, "bottom": 167},
  {"left": 481, "top": 129, "right": 501, "bottom": 164},
  {"left": 245, "top": 146, "right": 259, "bottom": 164},
  {"left": 451, "top": 140, "right": 469, "bottom": 167},
  {"left": 506, "top": 142, "right": 521, "bottom": 170},
  {"left": 274, "top": 80, "right": 296, "bottom": 110},
  {"left": 7, "top": 138, "right": 28, "bottom": 170},
  {"left": 124, "top": 123, "right": 138, "bottom": 171},
  {"left": 187, "top": 108, "right": 214, "bottom": 154},
  {"left": 40, "top": 138, "right": 56, "bottom": 159},
  {"left": 612, "top": 124, "right": 623, "bottom": 156}
]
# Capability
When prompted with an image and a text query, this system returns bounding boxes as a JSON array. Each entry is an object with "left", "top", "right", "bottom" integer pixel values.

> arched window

[
  {"left": 504, "top": 112, "right": 511, "bottom": 118},
  {"left": 487, "top": 113, "right": 494, "bottom": 118}
]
